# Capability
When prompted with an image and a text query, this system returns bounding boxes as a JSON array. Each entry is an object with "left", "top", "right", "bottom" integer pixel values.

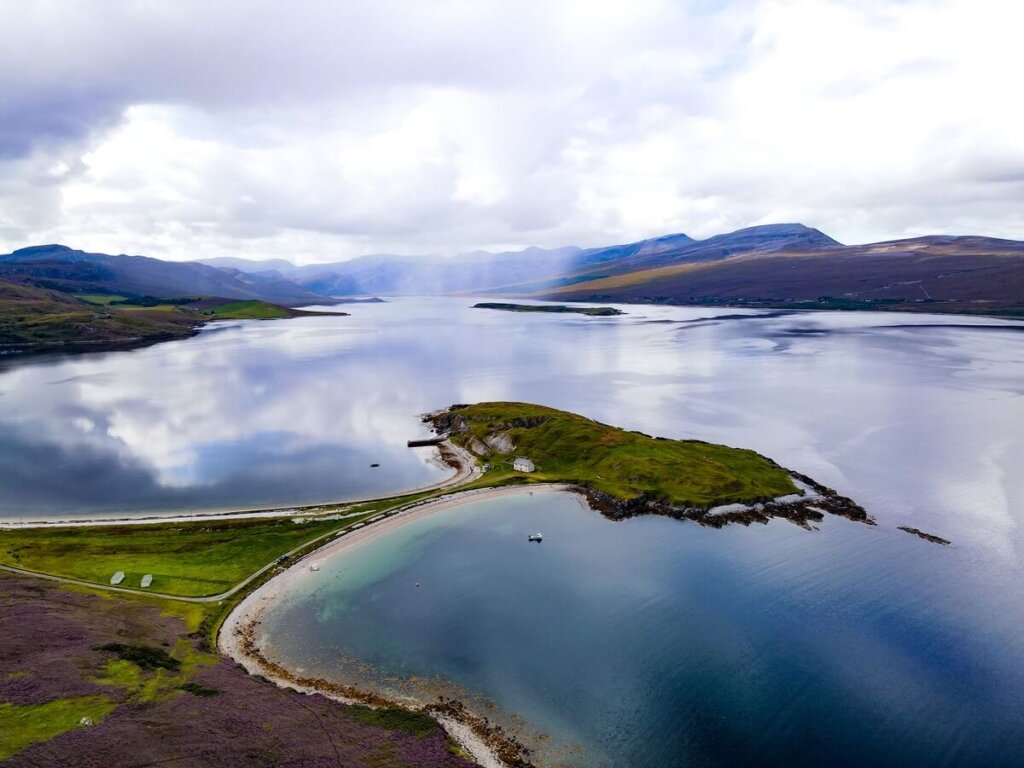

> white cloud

[{"left": 0, "top": 0, "right": 1021, "bottom": 261}]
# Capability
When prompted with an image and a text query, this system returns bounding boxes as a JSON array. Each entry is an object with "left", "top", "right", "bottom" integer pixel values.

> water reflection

[{"left": 0, "top": 299, "right": 1021, "bottom": 557}]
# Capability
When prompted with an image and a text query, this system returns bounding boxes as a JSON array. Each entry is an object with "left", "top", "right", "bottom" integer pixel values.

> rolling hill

[
  {"left": 0, "top": 278, "right": 342, "bottom": 352},
  {"left": 0, "top": 280, "right": 199, "bottom": 349},
  {"left": 0, "top": 245, "right": 327, "bottom": 306}
]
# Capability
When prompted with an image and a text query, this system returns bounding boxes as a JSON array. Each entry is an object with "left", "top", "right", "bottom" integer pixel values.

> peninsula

[{"left": 1, "top": 402, "right": 872, "bottom": 766}]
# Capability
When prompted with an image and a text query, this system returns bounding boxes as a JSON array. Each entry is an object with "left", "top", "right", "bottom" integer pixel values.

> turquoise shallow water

[{"left": 259, "top": 490, "right": 1024, "bottom": 767}]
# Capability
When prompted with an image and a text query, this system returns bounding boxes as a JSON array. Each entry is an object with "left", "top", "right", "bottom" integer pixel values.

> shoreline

[
  {"left": 0, "top": 440, "right": 479, "bottom": 529},
  {"left": 219, "top": 484, "right": 574, "bottom": 768},
  {"left": 215, "top": 472, "right": 878, "bottom": 767}
]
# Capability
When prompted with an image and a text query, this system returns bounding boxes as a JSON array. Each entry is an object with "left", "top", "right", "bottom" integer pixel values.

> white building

[{"left": 513, "top": 457, "right": 535, "bottom": 473}]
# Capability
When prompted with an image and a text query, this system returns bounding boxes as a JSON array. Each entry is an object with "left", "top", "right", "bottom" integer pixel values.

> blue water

[{"left": 260, "top": 491, "right": 1024, "bottom": 766}]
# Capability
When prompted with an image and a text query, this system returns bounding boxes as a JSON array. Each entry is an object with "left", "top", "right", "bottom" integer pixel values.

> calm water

[
  {"left": 260, "top": 491, "right": 1024, "bottom": 767},
  {"left": 2, "top": 299, "right": 1024, "bottom": 763}
]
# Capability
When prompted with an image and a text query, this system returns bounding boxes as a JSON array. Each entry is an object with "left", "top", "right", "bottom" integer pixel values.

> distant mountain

[
  {"left": 191, "top": 226, "right": 843, "bottom": 299},
  {"left": 25, "top": 224, "right": 1018, "bottom": 317},
  {"left": 200, "top": 245, "right": 592, "bottom": 296},
  {"left": 0, "top": 245, "right": 326, "bottom": 306},
  {"left": 495, "top": 224, "right": 840, "bottom": 294},
  {"left": 539, "top": 233, "right": 1024, "bottom": 316},
  {"left": 200, "top": 256, "right": 297, "bottom": 273}
]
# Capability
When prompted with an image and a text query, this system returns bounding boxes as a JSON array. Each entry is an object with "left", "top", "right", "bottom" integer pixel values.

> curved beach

[{"left": 219, "top": 483, "right": 575, "bottom": 768}]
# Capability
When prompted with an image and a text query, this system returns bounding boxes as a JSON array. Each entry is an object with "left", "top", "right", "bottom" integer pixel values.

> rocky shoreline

[
  {"left": 576, "top": 469, "right": 872, "bottom": 529},
  {"left": 229, "top": 619, "right": 535, "bottom": 767}
]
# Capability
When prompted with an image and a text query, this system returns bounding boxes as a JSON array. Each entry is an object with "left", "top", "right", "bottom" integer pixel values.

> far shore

[{"left": 219, "top": 483, "right": 574, "bottom": 768}]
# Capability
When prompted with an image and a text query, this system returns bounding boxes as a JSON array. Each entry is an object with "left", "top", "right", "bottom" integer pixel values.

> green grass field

[
  {"left": 0, "top": 696, "right": 117, "bottom": 761},
  {"left": 206, "top": 300, "right": 291, "bottom": 319},
  {"left": 447, "top": 402, "right": 796, "bottom": 507},
  {"left": 74, "top": 293, "right": 129, "bottom": 305},
  {"left": 0, "top": 516, "right": 352, "bottom": 597}
]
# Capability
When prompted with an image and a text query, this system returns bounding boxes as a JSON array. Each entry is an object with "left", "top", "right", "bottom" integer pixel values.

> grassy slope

[
  {"left": 0, "top": 281, "right": 197, "bottom": 347},
  {"left": 0, "top": 281, "right": 317, "bottom": 349},
  {"left": 448, "top": 402, "right": 796, "bottom": 507}
]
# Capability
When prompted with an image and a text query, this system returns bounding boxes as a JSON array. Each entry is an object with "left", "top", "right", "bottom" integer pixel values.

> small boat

[
  {"left": 370, "top": 463, "right": 380, "bottom": 468},
  {"left": 309, "top": 563, "right": 320, "bottom": 572},
  {"left": 528, "top": 533, "right": 543, "bottom": 542}
]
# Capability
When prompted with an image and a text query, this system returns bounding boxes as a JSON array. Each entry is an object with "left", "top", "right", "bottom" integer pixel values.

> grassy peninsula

[
  {"left": 432, "top": 402, "right": 870, "bottom": 528},
  {"left": 437, "top": 402, "right": 794, "bottom": 506},
  {"left": 473, "top": 302, "right": 623, "bottom": 316}
]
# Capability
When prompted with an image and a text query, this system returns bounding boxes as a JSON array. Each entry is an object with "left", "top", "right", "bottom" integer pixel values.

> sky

[{"left": 1, "top": 0, "right": 1022, "bottom": 264}]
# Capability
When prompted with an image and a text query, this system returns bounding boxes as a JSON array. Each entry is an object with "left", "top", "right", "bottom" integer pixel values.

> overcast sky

[{"left": 1, "top": 0, "right": 1021, "bottom": 263}]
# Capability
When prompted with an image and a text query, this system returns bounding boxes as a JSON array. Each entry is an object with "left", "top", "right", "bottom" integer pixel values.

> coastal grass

[
  {"left": 447, "top": 402, "right": 797, "bottom": 508},
  {"left": 206, "top": 299, "right": 291, "bottom": 319},
  {"left": 0, "top": 516, "right": 352, "bottom": 597},
  {"left": 0, "top": 695, "right": 117, "bottom": 760}
]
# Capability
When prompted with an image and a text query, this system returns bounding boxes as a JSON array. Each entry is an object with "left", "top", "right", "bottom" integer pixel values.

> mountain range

[{"left": 3, "top": 224, "right": 1023, "bottom": 316}]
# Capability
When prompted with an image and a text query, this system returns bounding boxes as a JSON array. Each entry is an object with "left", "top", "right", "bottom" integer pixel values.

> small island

[{"left": 473, "top": 302, "right": 624, "bottom": 316}]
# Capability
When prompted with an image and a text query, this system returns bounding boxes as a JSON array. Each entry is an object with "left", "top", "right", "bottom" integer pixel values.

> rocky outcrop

[
  {"left": 483, "top": 431, "right": 515, "bottom": 454},
  {"left": 898, "top": 526, "right": 951, "bottom": 545},
  {"left": 574, "top": 469, "right": 872, "bottom": 530}
]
